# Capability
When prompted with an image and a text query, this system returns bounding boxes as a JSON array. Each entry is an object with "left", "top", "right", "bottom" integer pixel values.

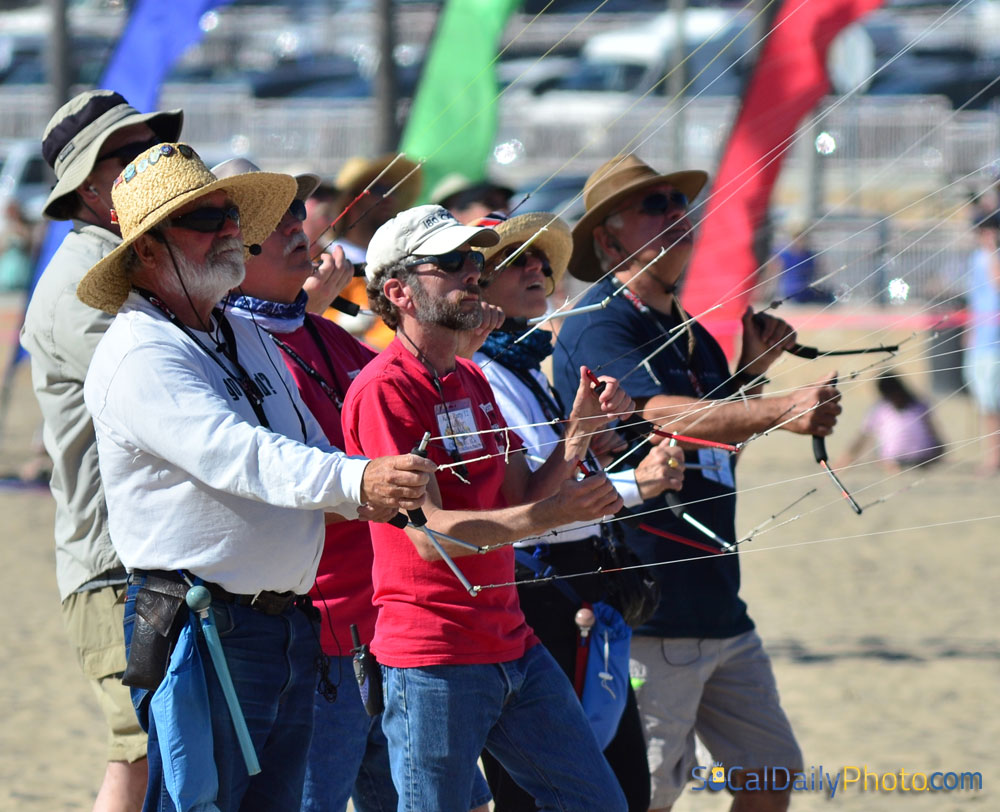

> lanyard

[
  {"left": 618, "top": 286, "right": 705, "bottom": 398},
  {"left": 134, "top": 288, "right": 272, "bottom": 430},
  {"left": 271, "top": 317, "right": 347, "bottom": 410}
]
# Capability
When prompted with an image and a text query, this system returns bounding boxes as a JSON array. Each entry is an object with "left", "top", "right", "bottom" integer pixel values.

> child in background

[{"left": 838, "top": 372, "right": 943, "bottom": 472}]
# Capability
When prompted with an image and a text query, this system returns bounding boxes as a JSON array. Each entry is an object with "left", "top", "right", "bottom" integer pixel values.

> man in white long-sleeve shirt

[{"left": 78, "top": 142, "right": 433, "bottom": 812}]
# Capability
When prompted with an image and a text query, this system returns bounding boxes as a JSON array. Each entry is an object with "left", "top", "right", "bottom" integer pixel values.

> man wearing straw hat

[
  {"left": 22, "top": 89, "right": 184, "bottom": 811},
  {"left": 79, "top": 143, "right": 434, "bottom": 811},
  {"left": 341, "top": 203, "right": 633, "bottom": 812},
  {"left": 554, "top": 155, "right": 842, "bottom": 810},
  {"left": 325, "top": 153, "right": 423, "bottom": 347}
]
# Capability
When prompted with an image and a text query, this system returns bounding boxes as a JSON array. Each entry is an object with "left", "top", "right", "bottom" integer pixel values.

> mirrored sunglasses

[
  {"left": 167, "top": 205, "right": 241, "bottom": 234},
  {"left": 404, "top": 250, "right": 485, "bottom": 274}
]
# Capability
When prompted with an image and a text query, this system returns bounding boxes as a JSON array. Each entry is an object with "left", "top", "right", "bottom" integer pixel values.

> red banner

[{"left": 683, "top": 0, "right": 884, "bottom": 356}]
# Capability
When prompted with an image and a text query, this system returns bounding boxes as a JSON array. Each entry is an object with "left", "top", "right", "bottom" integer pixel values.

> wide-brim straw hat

[
  {"left": 333, "top": 153, "right": 422, "bottom": 217},
  {"left": 42, "top": 89, "right": 183, "bottom": 220},
  {"left": 212, "top": 157, "right": 320, "bottom": 201},
  {"left": 478, "top": 212, "right": 572, "bottom": 287},
  {"left": 77, "top": 143, "right": 296, "bottom": 314},
  {"left": 569, "top": 154, "right": 708, "bottom": 282}
]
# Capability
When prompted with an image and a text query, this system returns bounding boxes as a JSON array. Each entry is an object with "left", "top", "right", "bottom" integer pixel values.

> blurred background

[{"left": 2, "top": 0, "right": 1000, "bottom": 309}]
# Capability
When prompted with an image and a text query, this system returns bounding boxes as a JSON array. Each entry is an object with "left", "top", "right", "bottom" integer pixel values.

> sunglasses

[
  {"left": 614, "top": 190, "right": 689, "bottom": 219},
  {"left": 287, "top": 198, "right": 307, "bottom": 222},
  {"left": 404, "top": 250, "right": 485, "bottom": 274},
  {"left": 167, "top": 205, "right": 241, "bottom": 234},
  {"left": 97, "top": 138, "right": 160, "bottom": 166},
  {"left": 502, "top": 247, "right": 552, "bottom": 277}
]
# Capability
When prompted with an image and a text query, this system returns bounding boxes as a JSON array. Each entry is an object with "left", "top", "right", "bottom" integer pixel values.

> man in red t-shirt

[{"left": 341, "top": 204, "right": 631, "bottom": 812}]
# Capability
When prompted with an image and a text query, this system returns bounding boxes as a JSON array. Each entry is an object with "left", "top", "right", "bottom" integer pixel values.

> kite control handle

[
  {"left": 584, "top": 367, "right": 606, "bottom": 396},
  {"left": 388, "top": 431, "right": 432, "bottom": 529}
]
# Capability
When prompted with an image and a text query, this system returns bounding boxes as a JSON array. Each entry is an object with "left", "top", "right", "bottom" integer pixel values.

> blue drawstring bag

[
  {"left": 513, "top": 549, "right": 632, "bottom": 748},
  {"left": 149, "top": 616, "right": 221, "bottom": 812},
  {"left": 580, "top": 601, "right": 631, "bottom": 750}
]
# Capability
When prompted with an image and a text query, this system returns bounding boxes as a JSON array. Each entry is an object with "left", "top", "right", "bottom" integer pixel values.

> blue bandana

[
  {"left": 479, "top": 327, "right": 554, "bottom": 372},
  {"left": 224, "top": 290, "right": 309, "bottom": 334}
]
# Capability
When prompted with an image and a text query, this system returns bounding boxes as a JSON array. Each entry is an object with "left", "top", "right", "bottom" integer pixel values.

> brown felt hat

[
  {"left": 77, "top": 143, "right": 296, "bottom": 314},
  {"left": 569, "top": 154, "right": 708, "bottom": 282}
]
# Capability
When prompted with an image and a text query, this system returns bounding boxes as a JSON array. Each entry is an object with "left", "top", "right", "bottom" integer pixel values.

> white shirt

[
  {"left": 84, "top": 292, "right": 370, "bottom": 594},
  {"left": 474, "top": 352, "right": 641, "bottom": 545}
]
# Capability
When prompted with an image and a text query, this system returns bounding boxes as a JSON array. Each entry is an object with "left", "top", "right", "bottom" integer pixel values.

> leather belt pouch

[{"left": 121, "top": 586, "right": 188, "bottom": 691}]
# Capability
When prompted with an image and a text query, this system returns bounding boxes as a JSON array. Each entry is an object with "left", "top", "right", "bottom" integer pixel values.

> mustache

[
  {"left": 207, "top": 236, "right": 244, "bottom": 260},
  {"left": 285, "top": 231, "right": 308, "bottom": 256}
]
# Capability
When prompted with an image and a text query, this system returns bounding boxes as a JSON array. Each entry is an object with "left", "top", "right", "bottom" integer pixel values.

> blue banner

[{"left": 13, "top": 0, "right": 234, "bottom": 365}]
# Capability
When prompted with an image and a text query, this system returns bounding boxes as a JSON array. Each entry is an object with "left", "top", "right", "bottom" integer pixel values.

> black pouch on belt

[
  {"left": 350, "top": 624, "right": 384, "bottom": 716},
  {"left": 121, "top": 586, "right": 189, "bottom": 692}
]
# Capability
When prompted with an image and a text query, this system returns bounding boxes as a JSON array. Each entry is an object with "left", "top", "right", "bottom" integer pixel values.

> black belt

[{"left": 133, "top": 570, "right": 301, "bottom": 617}]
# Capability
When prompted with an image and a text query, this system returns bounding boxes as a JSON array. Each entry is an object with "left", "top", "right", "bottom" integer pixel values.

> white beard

[{"left": 164, "top": 236, "right": 246, "bottom": 306}]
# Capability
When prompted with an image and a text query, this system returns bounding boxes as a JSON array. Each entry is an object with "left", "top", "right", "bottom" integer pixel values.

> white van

[
  {"left": 575, "top": 7, "right": 756, "bottom": 98},
  {"left": 503, "top": 8, "right": 756, "bottom": 111}
]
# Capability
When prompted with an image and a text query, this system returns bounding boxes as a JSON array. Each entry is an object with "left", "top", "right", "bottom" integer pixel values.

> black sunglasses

[
  {"left": 167, "top": 205, "right": 241, "bottom": 234},
  {"left": 97, "top": 138, "right": 160, "bottom": 166},
  {"left": 503, "top": 248, "right": 553, "bottom": 277},
  {"left": 610, "top": 191, "right": 689, "bottom": 222},
  {"left": 287, "top": 198, "right": 307, "bottom": 222},
  {"left": 404, "top": 250, "right": 485, "bottom": 274},
  {"left": 633, "top": 190, "right": 689, "bottom": 216}
]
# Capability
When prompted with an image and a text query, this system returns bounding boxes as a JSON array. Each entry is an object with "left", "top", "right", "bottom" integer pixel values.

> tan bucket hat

[
  {"left": 212, "top": 157, "right": 321, "bottom": 201},
  {"left": 41, "top": 89, "right": 183, "bottom": 220},
  {"left": 569, "top": 154, "right": 708, "bottom": 282},
  {"left": 76, "top": 143, "right": 296, "bottom": 314},
  {"left": 476, "top": 212, "right": 572, "bottom": 287}
]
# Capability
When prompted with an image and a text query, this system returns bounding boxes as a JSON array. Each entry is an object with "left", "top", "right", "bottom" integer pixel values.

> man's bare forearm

[{"left": 641, "top": 393, "right": 789, "bottom": 445}]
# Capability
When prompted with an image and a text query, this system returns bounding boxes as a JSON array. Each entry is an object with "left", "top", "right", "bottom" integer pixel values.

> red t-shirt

[
  {"left": 341, "top": 338, "right": 536, "bottom": 667},
  {"left": 272, "top": 314, "right": 378, "bottom": 654}
]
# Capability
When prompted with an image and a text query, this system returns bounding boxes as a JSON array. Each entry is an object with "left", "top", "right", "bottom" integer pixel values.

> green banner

[{"left": 400, "top": 0, "right": 520, "bottom": 202}]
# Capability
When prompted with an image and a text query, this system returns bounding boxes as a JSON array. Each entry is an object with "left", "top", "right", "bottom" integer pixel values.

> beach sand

[{"left": 1, "top": 305, "right": 996, "bottom": 811}]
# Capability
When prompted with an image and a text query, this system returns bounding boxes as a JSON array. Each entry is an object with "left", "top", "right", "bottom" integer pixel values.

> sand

[{"left": 1, "top": 299, "right": 996, "bottom": 811}]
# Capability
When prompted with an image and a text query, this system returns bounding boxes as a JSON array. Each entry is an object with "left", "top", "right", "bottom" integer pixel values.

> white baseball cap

[{"left": 365, "top": 204, "right": 499, "bottom": 281}]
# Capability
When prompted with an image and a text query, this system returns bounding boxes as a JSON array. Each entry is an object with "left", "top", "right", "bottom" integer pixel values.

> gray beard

[
  {"left": 166, "top": 237, "right": 246, "bottom": 305},
  {"left": 410, "top": 276, "right": 483, "bottom": 331}
]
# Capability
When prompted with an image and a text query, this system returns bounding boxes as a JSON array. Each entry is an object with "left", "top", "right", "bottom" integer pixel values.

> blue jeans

[
  {"left": 302, "top": 655, "right": 492, "bottom": 812},
  {"left": 301, "top": 655, "right": 397, "bottom": 812},
  {"left": 381, "top": 644, "right": 627, "bottom": 812},
  {"left": 124, "top": 579, "right": 320, "bottom": 812}
]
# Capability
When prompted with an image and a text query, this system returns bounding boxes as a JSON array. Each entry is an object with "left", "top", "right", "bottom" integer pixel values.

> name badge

[
  {"left": 435, "top": 398, "right": 483, "bottom": 454},
  {"left": 697, "top": 447, "right": 734, "bottom": 489}
]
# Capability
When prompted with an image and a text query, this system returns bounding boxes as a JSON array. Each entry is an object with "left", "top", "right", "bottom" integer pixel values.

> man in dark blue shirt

[{"left": 554, "top": 155, "right": 842, "bottom": 812}]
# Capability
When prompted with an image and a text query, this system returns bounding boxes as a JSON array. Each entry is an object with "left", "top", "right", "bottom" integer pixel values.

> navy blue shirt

[{"left": 553, "top": 278, "right": 753, "bottom": 639}]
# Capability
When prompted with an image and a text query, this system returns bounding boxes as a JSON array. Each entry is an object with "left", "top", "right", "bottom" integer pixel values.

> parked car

[{"left": 0, "top": 139, "right": 51, "bottom": 222}]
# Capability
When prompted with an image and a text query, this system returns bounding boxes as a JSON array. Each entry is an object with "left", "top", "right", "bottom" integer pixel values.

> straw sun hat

[
  {"left": 478, "top": 212, "right": 572, "bottom": 287},
  {"left": 76, "top": 143, "right": 296, "bottom": 314},
  {"left": 570, "top": 154, "right": 708, "bottom": 282}
]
